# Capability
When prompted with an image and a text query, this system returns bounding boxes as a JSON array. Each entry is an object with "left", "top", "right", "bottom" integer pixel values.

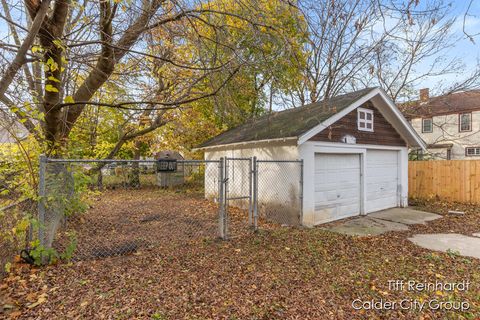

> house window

[
  {"left": 459, "top": 113, "right": 472, "bottom": 132},
  {"left": 357, "top": 108, "right": 374, "bottom": 132},
  {"left": 465, "top": 147, "right": 480, "bottom": 156},
  {"left": 422, "top": 118, "right": 433, "bottom": 133}
]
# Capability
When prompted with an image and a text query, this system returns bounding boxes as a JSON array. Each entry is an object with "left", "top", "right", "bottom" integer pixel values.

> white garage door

[
  {"left": 366, "top": 150, "right": 399, "bottom": 213},
  {"left": 314, "top": 153, "right": 361, "bottom": 224}
]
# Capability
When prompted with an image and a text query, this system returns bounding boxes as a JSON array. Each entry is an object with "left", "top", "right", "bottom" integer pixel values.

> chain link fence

[
  {"left": 1, "top": 155, "right": 304, "bottom": 271},
  {"left": 38, "top": 157, "right": 226, "bottom": 261},
  {"left": 254, "top": 159, "right": 303, "bottom": 227},
  {"left": 0, "top": 199, "right": 36, "bottom": 278},
  {"left": 0, "top": 155, "right": 37, "bottom": 278}
]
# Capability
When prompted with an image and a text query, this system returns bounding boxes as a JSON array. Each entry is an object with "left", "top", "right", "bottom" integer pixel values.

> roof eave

[
  {"left": 297, "top": 87, "right": 379, "bottom": 145},
  {"left": 296, "top": 87, "right": 427, "bottom": 150},
  {"left": 376, "top": 89, "right": 427, "bottom": 150},
  {"left": 192, "top": 136, "right": 298, "bottom": 152}
]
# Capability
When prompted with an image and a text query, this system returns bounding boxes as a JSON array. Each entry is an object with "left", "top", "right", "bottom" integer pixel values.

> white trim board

[{"left": 304, "top": 140, "right": 407, "bottom": 151}]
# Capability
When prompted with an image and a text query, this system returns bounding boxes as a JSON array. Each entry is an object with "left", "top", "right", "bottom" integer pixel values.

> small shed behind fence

[{"left": 155, "top": 150, "right": 185, "bottom": 187}]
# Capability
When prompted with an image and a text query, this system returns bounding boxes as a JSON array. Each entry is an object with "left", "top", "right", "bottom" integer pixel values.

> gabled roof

[
  {"left": 198, "top": 88, "right": 375, "bottom": 148},
  {"left": 400, "top": 90, "right": 480, "bottom": 119},
  {"left": 197, "top": 87, "right": 426, "bottom": 150},
  {"left": 155, "top": 150, "right": 184, "bottom": 160}
]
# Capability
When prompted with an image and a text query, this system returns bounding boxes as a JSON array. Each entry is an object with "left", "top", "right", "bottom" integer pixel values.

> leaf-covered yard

[
  {"left": 1, "top": 191, "right": 480, "bottom": 319},
  {"left": 51, "top": 187, "right": 251, "bottom": 260}
]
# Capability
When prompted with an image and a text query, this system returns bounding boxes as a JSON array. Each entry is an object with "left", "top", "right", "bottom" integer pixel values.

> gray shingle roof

[
  {"left": 198, "top": 87, "right": 376, "bottom": 148},
  {"left": 399, "top": 90, "right": 480, "bottom": 119}
]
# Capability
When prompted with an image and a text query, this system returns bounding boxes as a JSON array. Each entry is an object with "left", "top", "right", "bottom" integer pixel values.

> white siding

[
  {"left": 411, "top": 111, "right": 480, "bottom": 160},
  {"left": 204, "top": 143, "right": 299, "bottom": 160}
]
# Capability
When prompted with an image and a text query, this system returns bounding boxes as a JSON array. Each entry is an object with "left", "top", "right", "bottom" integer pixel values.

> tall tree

[
  {"left": 0, "top": 0, "right": 296, "bottom": 155},
  {"left": 283, "top": 0, "right": 478, "bottom": 107}
]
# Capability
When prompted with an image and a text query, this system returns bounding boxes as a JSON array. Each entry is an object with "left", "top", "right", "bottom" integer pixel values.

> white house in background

[
  {"left": 401, "top": 89, "right": 480, "bottom": 160},
  {"left": 0, "top": 115, "right": 28, "bottom": 145},
  {"left": 196, "top": 87, "right": 426, "bottom": 226}
]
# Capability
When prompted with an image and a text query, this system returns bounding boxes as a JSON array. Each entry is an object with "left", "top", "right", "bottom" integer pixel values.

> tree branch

[{"left": 0, "top": 0, "right": 51, "bottom": 99}]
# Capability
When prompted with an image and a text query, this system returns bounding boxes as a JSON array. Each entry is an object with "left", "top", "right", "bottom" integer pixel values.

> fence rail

[
  {"left": 409, "top": 160, "right": 480, "bottom": 203},
  {"left": 45, "top": 159, "right": 220, "bottom": 163}
]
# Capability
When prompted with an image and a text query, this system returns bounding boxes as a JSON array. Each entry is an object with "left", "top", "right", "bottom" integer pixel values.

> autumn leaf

[
  {"left": 48, "top": 76, "right": 60, "bottom": 83},
  {"left": 45, "top": 84, "right": 59, "bottom": 93},
  {"left": 435, "top": 290, "right": 444, "bottom": 296},
  {"left": 45, "top": 57, "right": 58, "bottom": 71},
  {"left": 64, "top": 96, "right": 75, "bottom": 104},
  {"left": 31, "top": 45, "right": 43, "bottom": 53},
  {"left": 27, "top": 293, "right": 47, "bottom": 309}
]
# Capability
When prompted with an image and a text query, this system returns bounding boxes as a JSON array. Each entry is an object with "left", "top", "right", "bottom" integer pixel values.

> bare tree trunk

[{"left": 97, "top": 170, "right": 104, "bottom": 190}]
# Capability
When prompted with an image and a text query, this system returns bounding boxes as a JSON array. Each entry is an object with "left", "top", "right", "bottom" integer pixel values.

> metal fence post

[
  {"left": 37, "top": 154, "right": 47, "bottom": 255},
  {"left": 248, "top": 157, "right": 253, "bottom": 226},
  {"left": 252, "top": 156, "right": 258, "bottom": 231},
  {"left": 299, "top": 159, "right": 304, "bottom": 226},
  {"left": 224, "top": 157, "right": 229, "bottom": 239},
  {"left": 218, "top": 157, "right": 226, "bottom": 239}
]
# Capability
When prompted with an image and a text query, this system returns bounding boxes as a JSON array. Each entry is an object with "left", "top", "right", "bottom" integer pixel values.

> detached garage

[{"left": 197, "top": 87, "right": 426, "bottom": 227}]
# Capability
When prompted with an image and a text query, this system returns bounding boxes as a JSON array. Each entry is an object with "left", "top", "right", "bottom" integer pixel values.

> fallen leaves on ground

[
  {"left": 54, "top": 187, "right": 252, "bottom": 260},
  {"left": 1, "top": 192, "right": 479, "bottom": 319}
]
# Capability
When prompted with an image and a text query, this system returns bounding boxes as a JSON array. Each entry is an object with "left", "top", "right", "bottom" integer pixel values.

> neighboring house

[
  {"left": 197, "top": 87, "right": 425, "bottom": 226},
  {"left": 0, "top": 116, "right": 28, "bottom": 146},
  {"left": 401, "top": 89, "right": 480, "bottom": 160},
  {"left": 0, "top": 127, "right": 14, "bottom": 144}
]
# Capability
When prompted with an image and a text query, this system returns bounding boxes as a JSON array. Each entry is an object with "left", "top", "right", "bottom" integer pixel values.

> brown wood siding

[{"left": 309, "top": 101, "right": 407, "bottom": 146}]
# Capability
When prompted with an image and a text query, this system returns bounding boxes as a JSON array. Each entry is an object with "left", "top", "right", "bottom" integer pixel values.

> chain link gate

[
  {"left": 219, "top": 157, "right": 304, "bottom": 236},
  {"left": 220, "top": 157, "right": 254, "bottom": 239}
]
